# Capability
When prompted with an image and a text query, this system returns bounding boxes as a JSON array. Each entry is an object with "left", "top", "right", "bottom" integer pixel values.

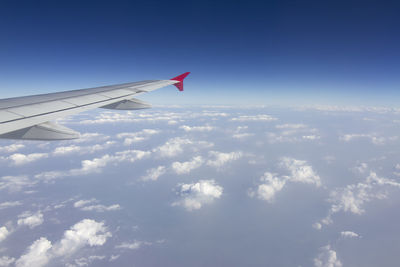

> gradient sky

[{"left": 0, "top": 0, "right": 399, "bottom": 106}]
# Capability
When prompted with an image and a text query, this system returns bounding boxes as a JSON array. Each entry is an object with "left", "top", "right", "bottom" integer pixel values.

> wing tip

[{"left": 170, "top": 72, "right": 191, "bottom": 91}]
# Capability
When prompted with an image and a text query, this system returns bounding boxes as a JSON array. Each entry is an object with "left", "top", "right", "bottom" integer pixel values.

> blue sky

[{"left": 0, "top": 0, "right": 399, "bottom": 106}]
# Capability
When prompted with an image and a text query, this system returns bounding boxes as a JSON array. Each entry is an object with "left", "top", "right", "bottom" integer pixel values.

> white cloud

[
  {"left": 0, "top": 256, "right": 15, "bottom": 266},
  {"left": 172, "top": 156, "right": 204, "bottom": 174},
  {"left": 115, "top": 240, "right": 152, "bottom": 250},
  {"left": 340, "top": 231, "right": 360, "bottom": 238},
  {"left": 248, "top": 172, "right": 286, "bottom": 202},
  {"left": 17, "top": 211, "right": 44, "bottom": 229},
  {"left": 153, "top": 137, "right": 192, "bottom": 157},
  {"left": 53, "top": 141, "right": 115, "bottom": 156},
  {"left": 314, "top": 245, "right": 342, "bottom": 267},
  {"left": 6, "top": 153, "right": 48, "bottom": 165},
  {"left": 231, "top": 114, "right": 277, "bottom": 122},
  {"left": 0, "top": 176, "right": 36, "bottom": 192},
  {"left": 340, "top": 134, "right": 385, "bottom": 145},
  {"left": 16, "top": 237, "right": 52, "bottom": 267},
  {"left": 74, "top": 199, "right": 121, "bottom": 212},
  {"left": 71, "top": 255, "right": 106, "bottom": 266},
  {"left": 302, "top": 135, "right": 320, "bottom": 140},
  {"left": 15, "top": 219, "right": 111, "bottom": 267},
  {"left": 207, "top": 151, "right": 243, "bottom": 168},
  {"left": 0, "top": 144, "right": 24, "bottom": 153},
  {"left": 318, "top": 172, "right": 400, "bottom": 227},
  {"left": 53, "top": 219, "right": 111, "bottom": 257},
  {"left": 35, "top": 149, "right": 151, "bottom": 181},
  {"left": 172, "top": 180, "right": 223, "bottom": 211},
  {"left": 280, "top": 157, "right": 321, "bottom": 186},
  {"left": 276, "top": 123, "right": 307, "bottom": 129},
  {"left": 117, "top": 129, "right": 160, "bottom": 145},
  {"left": 232, "top": 133, "right": 254, "bottom": 139},
  {"left": 141, "top": 166, "right": 166, "bottom": 181},
  {"left": 0, "top": 201, "right": 22, "bottom": 209},
  {"left": 0, "top": 226, "right": 10, "bottom": 243},
  {"left": 249, "top": 158, "right": 321, "bottom": 203},
  {"left": 180, "top": 125, "right": 214, "bottom": 132}
]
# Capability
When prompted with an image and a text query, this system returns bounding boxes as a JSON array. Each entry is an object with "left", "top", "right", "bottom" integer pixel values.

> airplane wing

[{"left": 0, "top": 72, "right": 190, "bottom": 140}]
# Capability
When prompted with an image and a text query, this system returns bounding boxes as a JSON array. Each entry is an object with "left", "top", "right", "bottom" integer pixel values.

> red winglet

[{"left": 170, "top": 72, "right": 190, "bottom": 91}]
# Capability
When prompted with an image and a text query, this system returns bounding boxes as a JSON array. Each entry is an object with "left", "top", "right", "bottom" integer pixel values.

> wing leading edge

[{"left": 0, "top": 72, "right": 190, "bottom": 140}]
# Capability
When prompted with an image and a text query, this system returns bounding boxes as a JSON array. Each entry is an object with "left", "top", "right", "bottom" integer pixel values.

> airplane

[{"left": 0, "top": 72, "right": 190, "bottom": 140}]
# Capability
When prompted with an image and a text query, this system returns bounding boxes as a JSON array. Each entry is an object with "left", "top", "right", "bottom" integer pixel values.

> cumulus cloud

[
  {"left": 74, "top": 199, "right": 121, "bottom": 212},
  {"left": 52, "top": 219, "right": 111, "bottom": 256},
  {"left": 0, "top": 176, "right": 36, "bottom": 192},
  {"left": 0, "top": 201, "right": 22, "bottom": 209},
  {"left": 15, "top": 219, "right": 111, "bottom": 267},
  {"left": 0, "top": 144, "right": 24, "bottom": 153},
  {"left": 180, "top": 125, "right": 215, "bottom": 132},
  {"left": 280, "top": 157, "right": 321, "bottom": 186},
  {"left": 35, "top": 149, "right": 151, "bottom": 181},
  {"left": 0, "top": 256, "right": 15, "bottom": 266},
  {"left": 17, "top": 211, "right": 44, "bottom": 229},
  {"left": 340, "top": 231, "right": 360, "bottom": 238},
  {"left": 231, "top": 114, "right": 277, "bottom": 122},
  {"left": 313, "top": 245, "right": 342, "bottom": 267},
  {"left": 16, "top": 237, "right": 52, "bottom": 267},
  {"left": 141, "top": 166, "right": 166, "bottom": 181},
  {"left": 248, "top": 172, "right": 286, "bottom": 202},
  {"left": 340, "top": 134, "right": 385, "bottom": 145},
  {"left": 53, "top": 141, "right": 115, "bottom": 156},
  {"left": 5, "top": 153, "right": 48, "bottom": 165},
  {"left": 275, "top": 123, "right": 307, "bottom": 129},
  {"left": 153, "top": 137, "right": 192, "bottom": 157},
  {"left": 318, "top": 172, "right": 400, "bottom": 227},
  {"left": 172, "top": 156, "right": 204, "bottom": 174},
  {"left": 172, "top": 180, "right": 223, "bottom": 211},
  {"left": 115, "top": 240, "right": 152, "bottom": 250},
  {"left": 267, "top": 123, "right": 319, "bottom": 143},
  {"left": 70, "top": 255, "right": 106, "bottom": 266},
  {"left": 0, "top": 226, "right": 10, "bottom": 243},
  {"left": 207, "top": 151, "right": 243, "bottom": 168},
  {"left": 117, "top": 129, "right": 160, "bottom": 145},
  {"left": 249, "top": 158, "right": 321, "bottom": 202}
]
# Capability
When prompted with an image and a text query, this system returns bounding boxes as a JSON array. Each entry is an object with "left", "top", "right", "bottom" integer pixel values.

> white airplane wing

[{"left": 0, "top": 72, "right": 190, "bottom": 140}]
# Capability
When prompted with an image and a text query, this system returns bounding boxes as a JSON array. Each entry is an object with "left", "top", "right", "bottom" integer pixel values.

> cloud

[
  {"left": 17, "top": 211, "right": 44, "bottom": 229},
  {"left": 313, "top": 245, "right": 342, "bottom": 267},
  {"left": 115, "top": 241, "right": 150, "bottom": 250},
  {"left": 35, "top": 149, "right": 151, "bottom": 181},
  {"left": 318, "top": 172, "right": 400, "bottom": 226},
  {"left": 340, "top": 134, "right": 385, "bottom": 145},
  {"left": 141, "top": 166, "right": 166, "bottom": 181},
  {"left": 70, "top": 255, "right": 106, "bottom": 266},
  {"left": 0, "top": 256, "right": 15, "bottom": 266},
  {"left": 0, "top": 201, "right": 22, "bottom": 209},
  {"left": 248, "top": 172, "right": 286, "bottom": 202},
  {"left": 207, "top": 151, "right": 243, "bottom": 168},
  {"left": 231, "top": 114, "right": 277, "bottom": 122},
  {"left": 180, "top": 125, "right": 215, "bottom": 132},
  {"left": 0, "top": 226, "right": 10, "bottom": 243},
  {"left": 16, "top": 237, "right": 52, "bottom": 267},
  {"left": 172, "top": 156, "right": 204, "bottom": 174},
  {"left": 153, "top": 137, "right": 193, "bottom": 157},
  {"left": 52, "top": 219, "right": 111, "bottom": 256},
  {"left": 6, "top": 153, "right": 48, "bottom": 165},
  {"left": 0, "top": 144, "right": 24, "bottom": 153},
  {"left": 74, "top": 199, "right": 121, "bottom": 212},
  {"left": 275, "top": 124, "right": 307, "bottom": 129},
  {"left": 172, "top": 180, "right": 223, "bottom": 211},
  {"left": 52, "top": 141, "right": 115, "bottom": 156},
  {"left": 340, "top": 231, "right": 360, "bottom": 238},
  {"left": 117, "top": 129, "right": 160, "bottom": 145},
  {"left": 15, "top": 219, "right": 111, "bottom": 267},
  {"left": 280, "top": 157, "right": 321, "bottom": 186},
  {"left": 249, "top": 158, "right": 321, "bottom": 202},
  {"left": 0, "top": 176, "right": 36, "bottom": 192}
]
